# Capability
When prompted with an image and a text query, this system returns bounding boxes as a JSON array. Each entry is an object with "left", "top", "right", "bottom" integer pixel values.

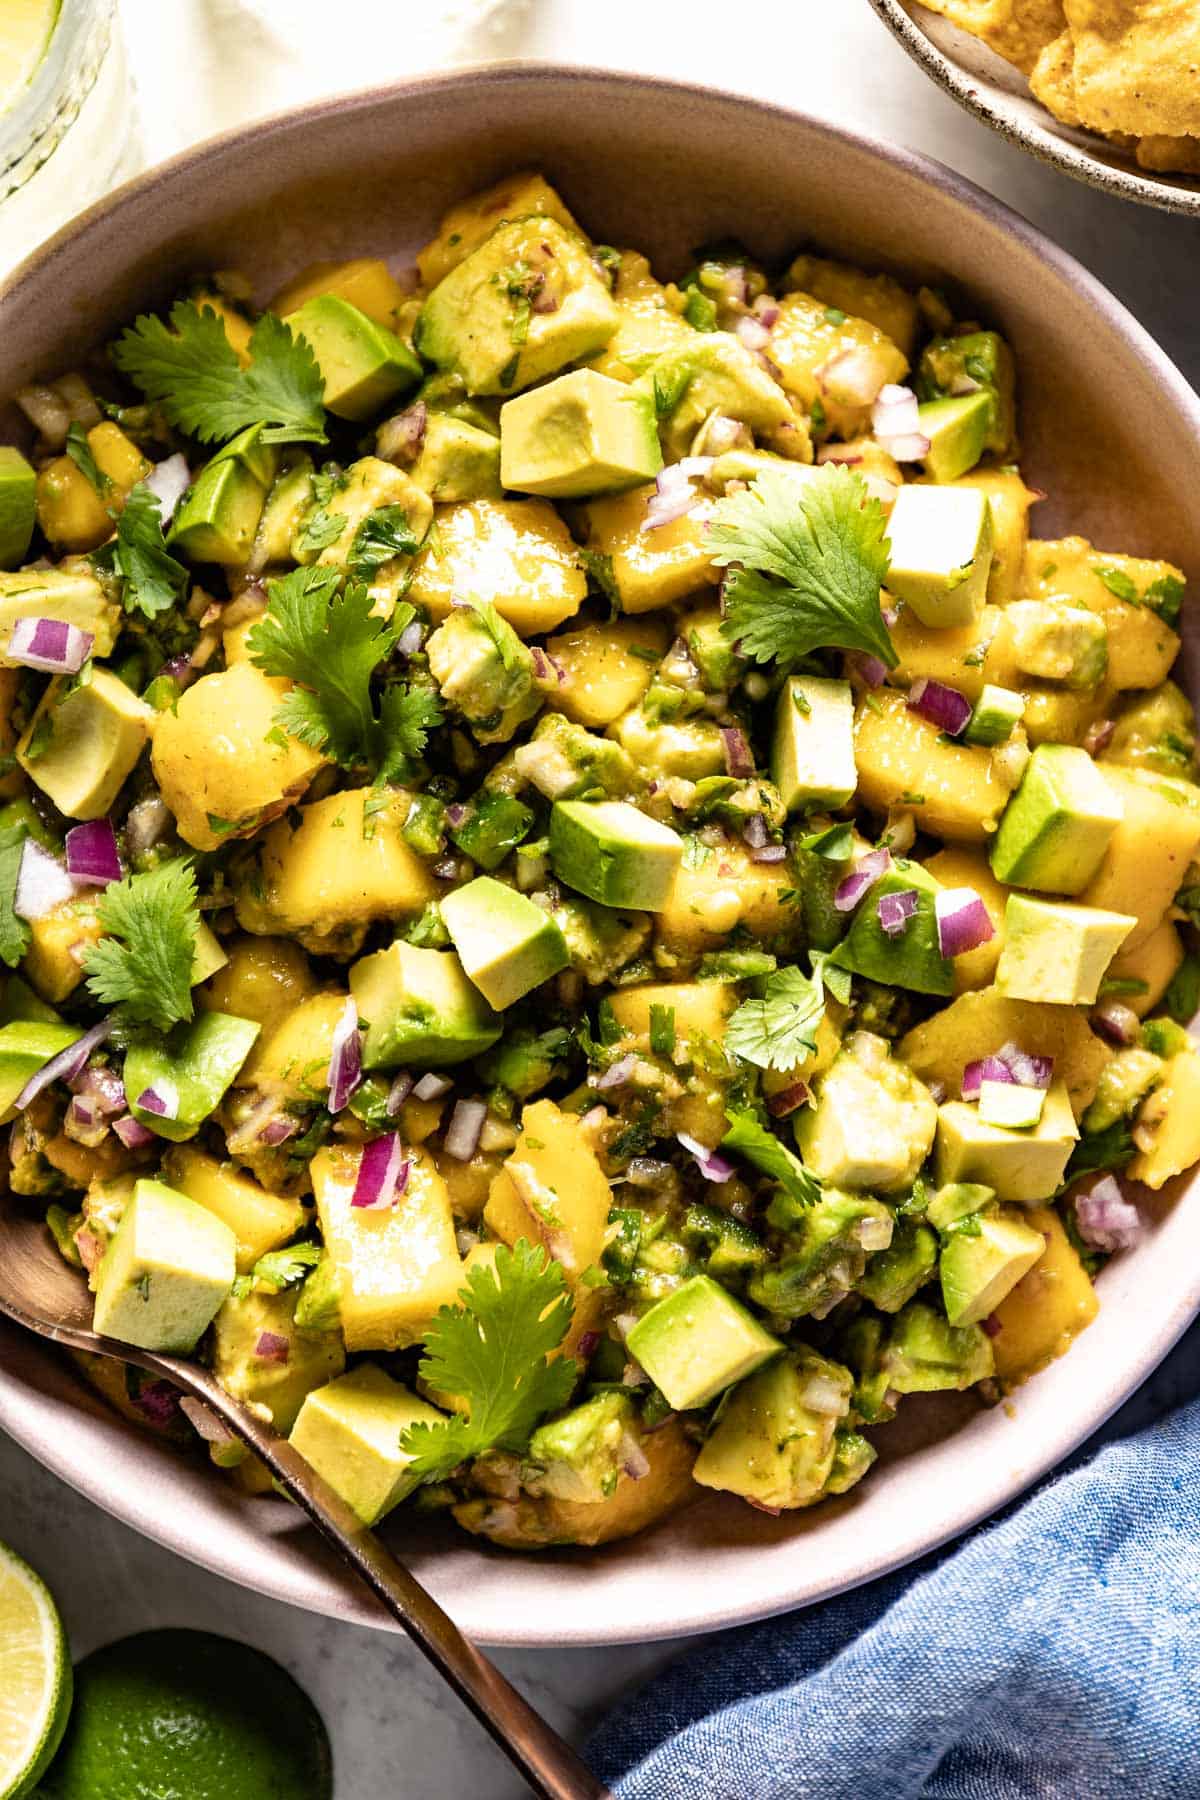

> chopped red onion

[
  {"left": 396, "top": 618, "right": 425, "bottom": 657},
  {"left": 592, "top": 1054, "right": 636, "bottom": 1092},
  {"left": 65, "top": 819, "right": 121, "bottom": 886},
  {"left": 742, "top": 814, "right": 768, "bottom": 850},
  {"left": 143, "top": 453, "right": 191, "bottom": 522},
  {"left": 720, "top": 725, "right": 755, "bottom": 778},
  {"left": 326, "top": 996, "right": 362, "bottom": 1114},
  {"left": 386, "top": 1072, "right": 414, "bottom": 1116},
  {"left": 851, "top": 653, "right": 888, "bottom": 688},
  {"left": 1083, "top": 718, "right": 1115, "bottom": 756},
  {"left": 444, "top": 1097, "right": 487, "bottom": 1162},
  {"left": 412, "top": 1072, "right": 453, "bottom": 1102},
  {"left": 136, "top": 1080, "right": 179, "bottom": 1120},
  {"left": 14, "top": 839, "right": 77, "bottom": 921},
  {"left": 816, "top": 346, "right": 885, "bottom": 407},
  {"left": 749, "top": 843, "right": 787, "bottom": 864},
  {"left": 65, "top": 1094, "right": 96, "bottom": 1129},
  {"left": 1074, "top": 1175, "right": 1142, "bottom": 1252},
  {"left": 15, "top": 1018, "right": 111, "bottom": 1110},
  {"left": 766, "top": 1080, "right": 810, "bottom": 1117},
  {"left": 643, "top": 457, "right": 714, "bottom": 531},
  {"left": 70, "top": 1062, "right": 125, "bottom": 1113},
  {"left": 577, "top": 1330, "right": 601, "bottom": 1360},
  {"left": 834, "top": 847, "right": 891, "bottom": 913},
  {"left": 132, "top": 1380, "right": 180, "bottom": 1426},
  {"left": 378, "top": 401, "right": 428, "bottom": 467},
  {"left": 816, "top": 444, "right": 864, "bottom": 466},
  {"left": 735, "top": 315, "right": 771, "bottom": 352},
  {"left": 180, "top": 1396, "right": 234, "bottom": 1448},
  {"left": 935, "top": 888, "right": 995, "bottom": 958},
  {"left": 886, "top": 432, "right": 932, "bottom": 461},
  {"left": 619, "top": 1434, "right": 651, "bottom": 1481},
  {"left": 908, "top": 677, "right": 972, "bottom": 737},
  {"left": 7, "top": 615, "right": 94, "bottom": 674},
  {"left": 259, "top": 1116, "right": 298, "bottom": 1146},
  {"left": 755, "top": 299, "right": 781, "bottom": 329},
  {"left": 445, "top": 802, "right": 469, "bottom": 828},
  {"left": 982, "top": 1314, "right": 1003, "bottom": 1339},
  {"left": 254, "top": 1331, "right": 290, "bottom": 1364},
  {"left": 702, "top": 414, "right": 745, "bottom": 455},
  {"left": 677, "top": 1131, "right": 735, "bottom": 1182},
  {"left": 961, "top": 1056, "right": 1017, "bottom": 1101},
  {"left": 871, "top": 384, "right": 921, "bottom": 441},
  {"left": 994, "top": 1042, "right": 1054, "bottom": 1089},
  {"left": 878, "top": 888, "right": 918, "bottom": 938},
  {"left": 1092, "top": 1002, "right": 1140, "bottom": 1047},
  {"left": 124, "top": 797, "right": 171, "bottom": 857},
  {"left": 113, "top": 1113, "right": 156, "bottom": 1149},
  {"left": 351, "top": 1132, "right": 410, "bottom": 1209}
]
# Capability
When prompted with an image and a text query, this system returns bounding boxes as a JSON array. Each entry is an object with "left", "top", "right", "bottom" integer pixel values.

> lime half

[
  {"left": 0, "top": 1, "right": 60, "bottom": 114},
  {"left": 0, "top": 1540, "right": 72, "bottom": 1800}
]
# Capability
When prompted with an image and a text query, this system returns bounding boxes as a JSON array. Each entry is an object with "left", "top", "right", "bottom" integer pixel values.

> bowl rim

[
  {"left": 867, "top": 0, "right": 1200, "bottom": 220},
  {"left": 3, "top": 58, "right": 1200, "bottom": 1645}
]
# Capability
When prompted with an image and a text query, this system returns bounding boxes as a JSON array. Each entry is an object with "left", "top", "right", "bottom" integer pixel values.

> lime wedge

[
  {"left": 0, "top": 0, "right": 60, "bottom": 114},
  {"left": 0, "top": 1540, "right": 72, "bottom": 1800}
]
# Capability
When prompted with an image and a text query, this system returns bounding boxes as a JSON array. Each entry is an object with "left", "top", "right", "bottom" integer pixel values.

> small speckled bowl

[
  {"left": 870, "top": 0, "right": 1200, "bottom": 217},
  {"left": 2, "top": 64, "right": 1200, "bottom": 1647}
]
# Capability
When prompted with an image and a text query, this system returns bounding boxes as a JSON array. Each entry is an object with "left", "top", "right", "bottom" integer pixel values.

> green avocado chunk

[
  {"left": 92, "top": 1177, "right": 237, "bottom": 1353},
  {"left": 917, "top": 392, "right": 992, "bottom": 483},
  {"left": 0, "top": 446, "right": 37, "bottom": 570},
  {"left": 1006, "top": 599, "right": 1108, "bottom": 690},
  {"left": 994, "top": 893, "right": 1135, "bottom": 1005},
  {"left": 525, "top": 1390, "right": 637, "bottom": 1502},
  {"left": 210, "top": 1285, "right": 345, "bottom": 1435},
  {"left": 934, "top": 1076, "right": 1079, "bottom": 1202},
  {"left": 124, "top": 1012, "right": 262, "bottom": 1143},
  {"left": 405, "top": 412, "right": 502, "bottom": 503},
  {"left": 439, "top": 875, "right": 569, "bottom": 1010},
  {"left": 831, "top": 859, "right": 954, "bottom": 996},
  {"left": 626, "top": 1274, "right": 782, "bottom": 1411},
  {"left": 772, "top": 673, "right": 856, "bottom": 813},
  {"left": 857, "top": 1219, "right": 939, "bottom": 1313},
  {"left": 0, "top": 1020, "right": 81, "bottom": 1117},
  {"left": 350, "top": 939, "right": 502, "bottom": 1068},
  {"left": 691, "top": 1347, "right": 853, "bottom": 1509},
  {"left": 17, "top": 667, "right": 155, "bottom": 821},
  {"left": 289, "top": 1364, "right": 445, "bottom": 1526},
  {"left": 169, "top": 429, "right": 275, "bottom": 565},
  {"left": 884, "top": 485, "right": 994, "bottom": 628},
  {"left": 290, "top": 294, "right": 422, "bottom": 422},
  {"left": 883, "top": 1299, "right": 994, "bottom": 1394},
  {"left": 499, "top": 369, "right": 662, "bottom": 498},
  {"left": 918, "top": 329, "right": 1015, "bottom": 458},
  {"left": 795, "top": 1032, "right": 938, "bottom": 1192},
  {"left": 548, "top": 799, "right": 682, "bottom": 911},
  {"left": 939, "top": 1205, "right": 1046, "bottom": 1327},
  {"left": 963, "top": 683, "right": 1025, "bottom": 746},
  {"left": 749, "top": 1188, "right": 894, "bottom": 1320},
  {"left": 989, "top": 743, "right": 1122, "bottom": 895}
]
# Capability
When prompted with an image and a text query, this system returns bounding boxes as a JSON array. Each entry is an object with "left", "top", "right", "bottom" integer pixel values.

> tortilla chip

[
  {"left": 1136, "top": 132, "right": 1200, "bottom": 171},
  {"left": 920, "top": 0, "right": 1067, "bottom": 74},
  {"left": 1063, "top": 0, "right": 1200, "bottom": 137},
  {"left": 1029, "top": 28, "right": 1083, "bottom": 122}
]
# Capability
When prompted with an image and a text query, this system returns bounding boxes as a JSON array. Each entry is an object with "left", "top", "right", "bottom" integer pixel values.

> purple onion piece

[
  {"left": 1092, "top": 1002, "right": 1139, "bottom": 1047},
  {"left": 592, "top": 1054, "right": 636, "bottom": 1092},
  {"left": 386, "top": 1072, "right": 414, "bottom": 1116},
  {"left": 1074, "top": 1175, "right": 1142, "bottom": 1252},
  {"left": 259, "top": 1116, "right": 298, "bottom": 1146},
  {"left": 132, "top": 1380, "right": 181, "bottom": 1427},
  {"left": 412, "top": 1072, "right": 453, "bottom": 1102},
  {"left": 113, "top": 1113, "right": 156, "bottom": 1149},
  {"left": 254, "top": 1331, "right": 290, "bottom": 1364},
  {"left": 720, "top": 725, "right": 755, "bottom": 778},
  {"left": 326, "top": 996, "right": 362, "bottom": 1114},
  {"left": 877, "top": 887, "right": 918, "bottom": 938},
  {"left": 834, "top": 847, "right": 891, "bottom": 913},
  {"left": 995, "top": 1042, "right": 1054, "bottom": 1089},
  {"left": 935, "top": 888, "right": 995, "bottom": 958},
  {"left": 742, "top": 814, "right": 768, "bottom": 850},
  {"left": 766, "top": 1081, "right": 810, "bottom": 1118},
  {"left": 65, "top": 818, "right": 121, "bottom": 886},
  {"left": 15, "top": 1019, "right": 112, "bottom": 1111},
  {"left": 7, "top": 616, "right": 93, "bottom": 674},
  {"left": 351, "top": 1133, "right": 410, "bottom": 1209},
  {"left": 135, "top": 1080, "right": 178, "bottom": 1120},
  {"left": 961, "top": 1056, "right": 1017, "bottom": 1101},
  {"left": 852, "top": 653, "right": 888, "bottom": 688},
  {"left": 908, "top": 677, "right": 972, "bottom": 737},
  {"left": 677, "top": 1132, "right": 736, "bottom": 1182},
  {"left": 749, "top": 843, "right": 788, "bottom": 864}
]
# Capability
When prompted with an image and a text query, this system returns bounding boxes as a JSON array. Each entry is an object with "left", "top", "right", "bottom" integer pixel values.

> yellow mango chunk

[
  {"left": 271, "top": 257, "right": 407, "bottom": 330},
  {"left": 545, "top": 616, "right": 668, "bottom": 727},
  {"left": 1021, "top": 537, "right": 1181, "bottom": 692},
  {"left": 23, "top": 897, "right": 102, "bottom": 1003},
  {"left": 768, "top": 290, "right": 908, "bottom": 437},
  {"left": 607, "top": 981, "right": 736, "bottom": 1044},
  {"left": 191, "top": 289, "right": 255, "bottom": 362},
  {"left": 581, "top": 485, "right": 719, "bottom": 614},
  {"left": 925, "top": 845, "right": 1008, "bottom": 992},
  {"left": 1131, "top": 1051, "right": 1200, "bottom": 1189},
  {"left": 990, "top": 1205, "right": 1098, "bottom": 1384},
  {"left": 943, "top": 468, "right": 1036, "bottom": 604},
  {"left": 1104, "top": 920, "right": 1183, "bottom": 1018},
  {"left": 314, "top": 1145, "right": 465, "bottom": 1351},
  {"left": 588, "top": 250, "right": 695, "bottom": 380},
  {"left": 164, "top": 1144, "right": 306, "bottom": 1273},
  {"left": 199, "top": 935, "right": 316, "bottom": 1041},
  {"left": 1079, "top": 766, "right": 1200, "bottom": 951},
  {"left": 656, "top": 839, "right": 803, "bottom": 962},
  {"left": 784, "top": 254, "right": 919, "bottom": 356},
  {"left": 853, "top": 690, "right": 1010, "bottom": 844},
  {"left": 417, "top": 172, "right": 578, "bottom": 289},
  {"left": 408, "top": 497, "right": 586, "bottom": 635},
  {"left": 889, "top": 605, "right": 998, "bottom": 706},
  {"left": 483, "top": 1099, "right": 611, "bottom": 1280},
  {"left": 899, "top": 987, "right": 1110, "bottom": 1119},
  {"left": 244, "top": 992, "right": 348, "bottom": 1104},
  {"left": 88, "top": 422, "right": 152, "bottom": 492}
]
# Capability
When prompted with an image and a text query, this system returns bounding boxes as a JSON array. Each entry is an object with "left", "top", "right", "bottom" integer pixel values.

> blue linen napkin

[{"left": 589, "top": 1319, "right": 1200, "bottom": 1798}]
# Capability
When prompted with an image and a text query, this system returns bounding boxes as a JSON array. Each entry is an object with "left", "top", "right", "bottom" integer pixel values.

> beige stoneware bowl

[{"left": 1, "top": 64, "right": 1199, "bottom": 1647}]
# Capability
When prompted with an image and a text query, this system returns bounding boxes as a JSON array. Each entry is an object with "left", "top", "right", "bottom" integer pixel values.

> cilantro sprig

[
  {"left": 246, "top": 567, "right": 442, "bottom": 779},
  {"left": 726, "top": 966, "right": 825, "bottom": 1071},
  {"left": 722, "top": 1107, "right": 821, "bottom": 1209},
  {"left": 112, "top": 302, "right": 327, "bottom": 446},
  {"left": 711, "top": 464, "right": 895, "bottom": 668},
  {"left": 82, "top": 860, "right": 200, "bottom": 1032},
  {"left": 398, "top": 1240, "right": 577, "bottom": 1483},
  {"left": 93, "top": 482, "right": 189, "bottom": 620}
]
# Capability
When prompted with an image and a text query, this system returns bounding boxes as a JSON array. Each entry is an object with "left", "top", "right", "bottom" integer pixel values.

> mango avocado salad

[{"left": 2, "top": 169, "right": 1198, "bottom": 1549}]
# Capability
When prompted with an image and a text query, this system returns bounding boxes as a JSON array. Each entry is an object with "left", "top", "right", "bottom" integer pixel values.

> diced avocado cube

[
  {"left": 169, "top": 444, "right": 268, "bottom": 566},
  {"left": 499, "top": 369, "right": 662, "bottom": 498},
  {"left": 211, "top": 423, "right": 278, "bottom": 490},
  {"left": 124, "top": 1011, "right": 262, "bottom": 1142},
  {"left": 525, "top": 1391, "right": 637, "bottom": 1503},
  {"left": 795, "top": 1032, "right": 937, "bottom": 1192},
  {"left": 918, "top": 329, "right": 1015, "bottom": 457},
  {"left": 641, "top": 335, "right": 795, "bottom": 462},
  {"left": 0, "top": 567, "right": 121, "bottom": 665},
  {"left": 0, "top": 447, "right": 37, "bottom": 569},
  {"left": 994, "top": 893, "right": 1135, "bottom": 1006},
  {"left": 0, "top": 973, "right": 63, "bottom": 1028},
  {"left": 692, "top": 1348, "right": 851, "bottom": 1510},
  {"left": 548, "top": 799, "right": 682, "bottom": 912},
  {"left": 883, "top": 1299, "right": 994, "bottom": 1393},
  {"left": 925, "top": 1181, "right": 993, "bottom": 1229},
  {"left": 514, "top": 713, "right": 636, "bottom": 802},
  {"left": 350, "top": 940, "right": 502, "bottom": 1069},
  {"left": 1006, "top": 599, "right": 1108, "bottom": 691},
  {"left": 17, "top": 667, "right": 154, "bottom": 820},
  {"left": 831, "top": 858, "right": 954, "bottom": 996},
  {"left": 940, "top": 1206, "right": 1046, "bottom": 1327},
  {"left": 626, "top": 1273, "right": 781, "bottom": 1411},
  {"left": 885, "top": 485, "right": 994, "bottom": 628},
  {"left": 825, "top": 1427, "right": 877, "bottom": 1496},
  {"left": 414, "top": 217, "right": 619, "bottom": 396},
  {"left": 92, "top": 1177, "right": 236, "bottom": 1353},
  {"left": 0, "top": 1020, "right": 81, "bottom": 1117},
  {"left": 425, "top": 605, "right": 538, "bottom": 744},
  {"left": 934, "top": 1077, "right": 1078, "bottom": 1202},
  {"left": 990, "top": 744, "right": 1122, "bottom": 895},
  {"left": 404, "top": 413, "right": 502, "bottom": 504},
  {"left": 251, "top": 459, "right": 315, "bottom": 567},
  {"left": 439, "top": 875, "right": 569, "bottom": 1010},
  {"left": 977, "top": 1079, "right": 1046, "bottom": 1130},
  {"left": 190, "top": 920, "right": 228, "bottom": 987},
  {"left": 289, "top": 295, "right": 421, "bottom": 422},
  {"left": 210, "top": 1286, "right": 345, "bottom": 1434},
  {"left": 857, "top": 1219, "right": 939, "bottom": 1313},
  {"left": 289, "top": 1364, "right": 445, "bottom": 1526},
  {"left": 917, "top": 392, "right": 992, "bottom": 483},
  {"left": 963, "top": 683, "right": 1025, "bottom": 747},
  {"left": 772, "top": 674, "right": 856, "bottom": 812},
  {"left": 749, "top": 1189, "right": 894, "bottom": 1320},
  {"left": 448, "top": 790, "right": 533, "bottom": 872}
]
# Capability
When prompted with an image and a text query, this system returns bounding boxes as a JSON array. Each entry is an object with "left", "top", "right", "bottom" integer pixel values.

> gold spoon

[{"left": 0, "top": 1191, "right": 611, "bottom": 1800}]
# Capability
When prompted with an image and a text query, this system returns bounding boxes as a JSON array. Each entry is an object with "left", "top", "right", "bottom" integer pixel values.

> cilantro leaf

[
  {"left": 349, "top": 505, "right": 425, "bottom": 579},
  {"left": 112, "top": 301, "right": 326, "bottom": 446},
  {"left": 726, "top": 966, "right": 825, "bottom": 1071},
  {"left": 251, "top": 1242, "right": 322, "bottom": 1291},
  {"left": 82, "top": 861, "right": 200, "bottom": 1032},
  {"left": 94, "top": 482, "right": 190, "bottom": 620},
  {"left": 1093, "top": 564, "right": 1139, "bottom": 605},
  {"left": 398, "top": 1240, "right": 577, "bottom": 1483},
  {"left": 1061, "top": 1119, "right": 1135, "bottom": 1187},
  {"left": 1145, "top": 574, "right": 1185, "bottom": 629},
  {"left": 0, "top": 822, "right": 30, "bottom": 970},
  {"left": 292, "top": 508, "right": 348, "bottom": 558},
  {"left": 799, "top": 822, "right": 854, "bottom": 861},
  {"left": 722, "top": 1107, "right": 821, "bottom": 1208},
  {"left": 710, "top": 464, "right": 895, "bottom": 668},
  {"left": 65, "top": 423, "right": 112, "bottom": 495},
  {"left": 248, "top": 567, "right": 441, "bottom": 774}
]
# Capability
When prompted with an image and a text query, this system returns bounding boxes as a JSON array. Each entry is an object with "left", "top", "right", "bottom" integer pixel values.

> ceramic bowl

[
  {"left": 869, "top": 0, "right": 1200, "bottom": 217},
  {"left": 2, "top": 64, "right": 1199, "bottom": 1648}
]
